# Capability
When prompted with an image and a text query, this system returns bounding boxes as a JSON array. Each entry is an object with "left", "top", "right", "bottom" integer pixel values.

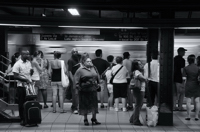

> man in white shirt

[
  {"left": 122, "top": 52, "right": 133, "bottom": 110},
  {"left": 144, "top": 50, "right": 159, "bottom": 107},
  {"left": 12, "top": 50, "right": 33, "bottom": 126}
]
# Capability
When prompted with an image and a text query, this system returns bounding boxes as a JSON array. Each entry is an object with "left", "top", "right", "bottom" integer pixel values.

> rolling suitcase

[{"left": 23, "top": 101, "right": 42, "bottom": 125}]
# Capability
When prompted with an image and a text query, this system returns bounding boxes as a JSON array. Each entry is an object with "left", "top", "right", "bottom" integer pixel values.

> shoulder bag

[
  {"left": 110, "top": 66, "right": 123, "bottom": 84},
  {"left": 61, "top": 60, "right": 69, "bottom": 88},
  {"left": 129, "top": 71, "right": 141, "bottom": 90}
]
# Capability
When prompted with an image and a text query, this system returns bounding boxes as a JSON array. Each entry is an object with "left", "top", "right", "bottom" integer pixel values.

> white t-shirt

[
  {"left": 12, "top": 59, "right": 32, "bottom": 87},
  {"left": 144, "top": 59, "right": 159, "bottom": 82},
  {"left": 134, "top": 70, "right": 145, "bottom": 92},
  {"left": 111, "top": 64, "right": 129, "bottom": 83}
]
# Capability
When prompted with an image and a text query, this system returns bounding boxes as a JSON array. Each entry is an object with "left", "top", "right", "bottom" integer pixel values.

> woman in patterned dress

[
  {"left": 37, "top": 50, "right": 49, "bottom": 108},
  {"left": 74, "top": 56, "right": 101, "bottom": 126}
]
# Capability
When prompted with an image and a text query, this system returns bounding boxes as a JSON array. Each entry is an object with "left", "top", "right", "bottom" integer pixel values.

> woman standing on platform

[
  {"left": 31, "top": 51, "right": 43, "bottom": 99},
  {"left": 111, "top": 56, "right": 129, "bottom": 112},
  {"left": 49, "top": 51, "right": 67, "bottom": 113},
  {"left": 74, "top": 56, "right": 101, "bottom": 126},
  {"left": 129, "top": 60, "right": 146, "bottom": 126},
  {"left": 183, "top": 54, "right": 200, "bottom": 120},
  {"left": 36, "top": 50, "right": 49, "bottom": 108}
]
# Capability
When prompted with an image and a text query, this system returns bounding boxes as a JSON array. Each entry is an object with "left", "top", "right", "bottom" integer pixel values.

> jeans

[
  {"left": 130, "top": 89, "right": 144, "bottom": 124},
  {"left": 17, "top": 86, "right": 26, "bottom": 121},
  {"left": 127, "top": 78, "right": 133, "bottom": 107}
]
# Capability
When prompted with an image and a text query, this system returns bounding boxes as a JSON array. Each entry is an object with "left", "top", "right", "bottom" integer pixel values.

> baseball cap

[{"left": 177, "top": 47, "right": 187, "bottom": 52}]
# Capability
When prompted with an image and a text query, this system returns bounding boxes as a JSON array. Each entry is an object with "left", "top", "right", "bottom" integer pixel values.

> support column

[
  {"left": 0, "top": 27, "right": 8, "bottom": 58},
  {"left": 0, "top": 27, "right": 8, "bottom": 73},
  {"left": 158, "top": 28, "right": 174, "bottom": 126},
  {"left": 147, "top": 29, "right": 159, "bottom": 63}
]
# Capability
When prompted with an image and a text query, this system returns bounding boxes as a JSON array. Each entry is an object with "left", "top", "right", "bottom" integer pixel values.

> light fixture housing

[
  {"left": 68, "top": 8, "right": 80, "bottom": 16},
  {"left": 0, "top": 23, "right": 41, "bottom": 27}
]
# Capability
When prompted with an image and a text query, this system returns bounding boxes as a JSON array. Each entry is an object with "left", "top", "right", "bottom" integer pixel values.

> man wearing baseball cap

[{"left": 173, "top": 47, "right": 187, "bottom": 111}]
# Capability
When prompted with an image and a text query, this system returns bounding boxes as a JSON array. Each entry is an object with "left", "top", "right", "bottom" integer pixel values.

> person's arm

[
  {"left": 48, "top": 61, "right": 52, "bottom": 79},
  {"left": 67, "top": 59, "right": 74, "bottom": 81},
  {"left": 63, "top": 61, "right": 69, "bottom": 76},
  {"left": 143, "top": 63, "right": 148, "bottom": 78},
  {"left": 182, "top": 67, "right": 186, "bottom": 82},
  {"left": 74, "top": 69, "right": 81, "bottom": 89},
  {"left": 136, "top": 70, "right": 147, "bottom": 82},
  {"left": 5, "top": 64, "right": 12, "bottom": 76},
  {"left": 13, "top": 72, "right": 31, "bottom": 83},
  {"left": 33, "top": 61, "right": 42, "bottom": 72}
]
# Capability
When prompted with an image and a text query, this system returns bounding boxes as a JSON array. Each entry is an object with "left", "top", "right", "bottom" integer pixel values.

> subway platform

[{"left": 0, "top": 103, "right": 199, "bottom": 132}]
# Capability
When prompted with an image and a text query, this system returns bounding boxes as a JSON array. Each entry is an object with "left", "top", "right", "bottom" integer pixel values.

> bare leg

[
  {"left": 115, "top": 98, "right": 119, "bottom": 110},
  {"left": 186, "top": 97, "right": 191, "bottom": 118},
  {"left": 194, "top": 97, "right": 199, "bottom": 118},
  {"left": 122, "top": 98, "right": 127, "bottom": 109},
  {"left": 40, "top": 89, "right": 48, "bottom": 106}
]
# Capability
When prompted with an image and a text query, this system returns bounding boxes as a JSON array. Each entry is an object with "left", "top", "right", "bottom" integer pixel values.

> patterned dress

[
  {"left": 36, "top": 58, "right": 50, "bottom": 89},
  {"left": 74, "top": 66, "right": 99, "bottom": 115}
]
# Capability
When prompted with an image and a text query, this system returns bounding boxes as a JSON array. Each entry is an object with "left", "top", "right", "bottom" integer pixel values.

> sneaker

[
  {"left": 73, "top": 110, "right": 78, "bottom": 114},
  {"left": 123, "top": 108, "right": 127, "bottom": 112},
  {"left": 115, "top": 108, "right": 119, "bottom": 112}
]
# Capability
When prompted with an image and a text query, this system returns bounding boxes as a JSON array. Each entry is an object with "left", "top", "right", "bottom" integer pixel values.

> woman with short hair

[
  {"left": 111, "top": 56, "right": 129, "bottom": 112},
  {"left": 74, "top": 55, "right": 101, "bottom": 126},
  {"left": 183, "top": 54, "right": 200, "bottom": 120}
]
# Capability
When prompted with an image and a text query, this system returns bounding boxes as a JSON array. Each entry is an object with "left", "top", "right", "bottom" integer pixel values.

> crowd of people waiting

[{"left": 4, "top": 46, "right": 200, "bottom": 126}]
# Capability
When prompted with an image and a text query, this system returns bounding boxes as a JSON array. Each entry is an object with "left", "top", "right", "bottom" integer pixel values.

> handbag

[
  {"left": 61, "top": 60, "right": 69, "bottom": 88},
  {"left": 129, "top": 71, "right": 141, "bottom": 89},
  {"left": 24, "top": 83, "right": 37, "bottom": 100},
  {"left": 110, "top": 66, "right": 123, "bottom": 84}
]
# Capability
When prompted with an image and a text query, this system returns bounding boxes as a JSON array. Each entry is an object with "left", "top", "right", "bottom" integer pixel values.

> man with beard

[
  {"left": 12, "top": 50, "right": 33, "bottom": 126},
  {"left": 68, "top": 48, "right": 81, "bottom": 114}
]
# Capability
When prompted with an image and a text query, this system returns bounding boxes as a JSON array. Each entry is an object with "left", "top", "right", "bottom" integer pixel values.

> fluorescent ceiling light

[
  {"left": 0, "top": 23, "right": 40, "bottom": 27},
  {"left": 68, "top": 8, "right": 80, "bottom": 16},
  {"left": 175, "top": 27, "right": 200, "bottom": 29},
  {"left": 58, "top": 26, "right": 146, "bottom": 29}
]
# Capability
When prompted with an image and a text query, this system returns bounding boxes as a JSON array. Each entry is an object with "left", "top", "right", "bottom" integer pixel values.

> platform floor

[{"left": 0, "top": 103, "right": 200, "bottom": 132}]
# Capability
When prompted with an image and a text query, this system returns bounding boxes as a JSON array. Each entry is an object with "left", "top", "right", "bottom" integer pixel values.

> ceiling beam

[
  {"left": 1, "top": 1, "right": 200, "bottom": 11},
  {"left": 1, "top": 15, "right": 200, "bottom": 28}
]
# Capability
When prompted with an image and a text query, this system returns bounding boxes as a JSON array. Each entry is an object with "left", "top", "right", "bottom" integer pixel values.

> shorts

[
  {"left": 113, "top": 83, "right": 128, "bottom": 98},
  {"left": 175, "top": 82, "right": 185, "bottom": 95},
  {"left": 107, "top": 84, "right": 113, "bottom": 94},
  {"left": 100, "top": 79, "right": 106, "bottom": 91}
]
